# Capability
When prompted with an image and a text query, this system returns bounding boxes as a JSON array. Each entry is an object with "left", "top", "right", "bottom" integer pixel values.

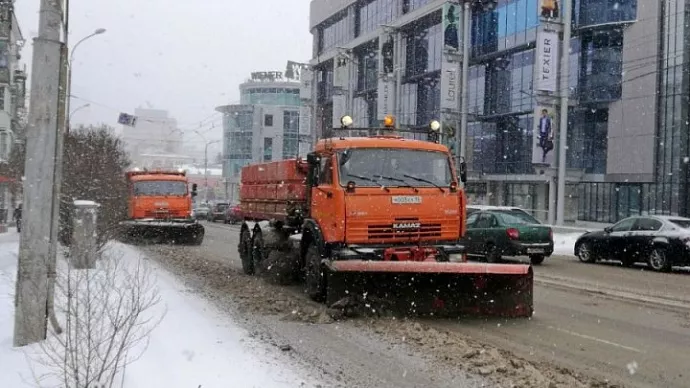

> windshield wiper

[
  {"left": 373, "top": 175, "right": 418, "bottom": 193},
  {"left": 347, "top": 173, "right": 389, "bottom": 191},
  {"left": 403, "top": 174, "right": 445, "bottom": 193}
]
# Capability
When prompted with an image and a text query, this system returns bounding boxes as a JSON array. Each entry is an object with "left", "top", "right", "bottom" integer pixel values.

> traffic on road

[{"left": 114, "top": 116, "right": 690, "bottom": 388}]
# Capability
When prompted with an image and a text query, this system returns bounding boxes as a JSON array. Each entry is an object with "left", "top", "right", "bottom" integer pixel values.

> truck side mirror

[
  {"left": 459, "top": 158, "right": 467, "bottom": 183},
  {"left": 306, "top": 153, "right": 320, "bottom": 166},
  {"left": 191, "top": 183, "right": 198, "bottom": 197}
]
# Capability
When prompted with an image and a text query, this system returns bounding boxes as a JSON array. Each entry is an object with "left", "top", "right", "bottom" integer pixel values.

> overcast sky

[{"left": 15, "top": 0, "right": 312, "bottom": 150}]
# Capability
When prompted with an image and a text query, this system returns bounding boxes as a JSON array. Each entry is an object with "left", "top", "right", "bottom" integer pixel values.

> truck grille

[{"left": 367, "top": 217, "right": 442, "bottom": 240}]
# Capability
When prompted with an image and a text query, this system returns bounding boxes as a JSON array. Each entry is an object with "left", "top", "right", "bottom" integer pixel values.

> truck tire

[
  {"left": 251, "top": 230, "right": 267, "bottom": 275},
  {"left": 191, "top": 228, "right": 204, "bottom": 245},
  {"left": 239, "top": 226, "right": 254, "bottom": 275},
  {"left": 304, "top": 244, "right": 326, "bottom": 302}
]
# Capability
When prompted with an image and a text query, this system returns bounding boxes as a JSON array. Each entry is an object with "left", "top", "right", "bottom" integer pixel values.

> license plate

[
  {"left": 527, "top": 248, "right": 545, "bottom": 254},
  {"left": 392, "top": 196, "right": 422, "bottom": 204}
]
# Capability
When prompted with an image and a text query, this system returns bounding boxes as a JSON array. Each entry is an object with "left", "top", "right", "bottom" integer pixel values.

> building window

[
  {"left": 469, "top": 115, "right": 534, "bottom": 175},
  {"left": 578, "top": 29, "right": 623, "bottom": 103},
  {"left": 356, "top": 0, "right": 400, "bottom": 37},
  {"left": 0, "top": 130, "right": 7, "bottom": 160},
  {"left": 0, "top": 86, "right": 4, "bottom": 111},
  {"left": 403, "top": 0, "right": 433, "bottom": 13},
  {"left": 576, "top": 0, "right": 637, "bottom": 28},
  {"left": 283, "top": 111, "right": 300, "bottom": 159},
  {"left": 356, "top": 43, "right": 378, "bottom": 92},
  {"left": 318, "top": 11, "right": 353, "bottom": 54},
  {"left": 317, "top": 63, "right": 335, "bottom": 103},
  {"left": 263, "top": 138, "right": 273, "bottom": 161},
  {"left": 472, "top": 0, "right": 540, "bottom": 57},
  {"left": 264, "top": 114, "right": 273, "bottom": 127},
  {"left": 404, "top": 15, "right": 442, "bottom": 78}
]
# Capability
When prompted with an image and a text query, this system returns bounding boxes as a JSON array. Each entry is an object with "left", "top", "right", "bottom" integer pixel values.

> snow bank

[
  {"left": 0, "top": 232, "right": 321, "bottom": 388},
  {"left": 553, "top": 232, "right": 584, "bottom": 257}
]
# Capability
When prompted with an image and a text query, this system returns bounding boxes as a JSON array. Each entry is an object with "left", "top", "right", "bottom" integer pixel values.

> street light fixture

[{"left": 65, "top": 28, "right": 107, "bottom": 133}]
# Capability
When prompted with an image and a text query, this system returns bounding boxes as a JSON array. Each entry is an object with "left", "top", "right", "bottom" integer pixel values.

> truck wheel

[
  {"left": 191, "top": 229, "right": 204, "bottom": 245},
  {"left": 239, "top": 227, "right": 254, "bottom": 275},
  {"left": 251, "top": 230, "right": 267, "bottom": 275},
  {"left": 304, "top": 244, "right": 326, "bottom": 302}
]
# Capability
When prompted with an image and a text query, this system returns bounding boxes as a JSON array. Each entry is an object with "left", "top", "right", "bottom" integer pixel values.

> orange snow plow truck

[
  {"left": 119, "top": 169, "right": 205, "bottom": 245},
  {"left": 238, "top": 117, "right": 533, "bottom": 318}
]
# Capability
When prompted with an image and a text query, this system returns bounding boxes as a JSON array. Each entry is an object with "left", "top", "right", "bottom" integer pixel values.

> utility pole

[
  {"left": 14, "top": 0, "right": 64, "bottom": 347},
  {"left": 458, "top": 1, "right": 471, "bottom": 164},
  {"left": 556, "top": 0, "right": 572, "bottom": 225}
]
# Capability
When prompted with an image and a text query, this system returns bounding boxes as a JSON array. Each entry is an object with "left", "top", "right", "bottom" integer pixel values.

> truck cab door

[{"left": 310, "top": 154, "right": 341, "bottom": 242}]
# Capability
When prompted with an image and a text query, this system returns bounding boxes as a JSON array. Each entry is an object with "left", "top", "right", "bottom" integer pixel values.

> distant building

[
  {"left": 120, "top": 108, "right": 183, "bottom": 165},
  {"left": 0, "top": 2, "right": 25, "bottom": 226},
  {"left": 216, "top": 68, "right": 313, "bottom": 200}
]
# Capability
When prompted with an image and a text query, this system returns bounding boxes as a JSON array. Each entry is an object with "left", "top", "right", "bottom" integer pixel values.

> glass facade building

[
  {"left": 219, "top": 78, "right": 309, "bottom": 191},
  {"left": 310, "top": 0, "right": 690, "bottom": 222}
]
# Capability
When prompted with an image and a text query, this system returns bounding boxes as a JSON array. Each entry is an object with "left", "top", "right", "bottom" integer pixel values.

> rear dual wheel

[
  {"left": 239, "top": 226, "right": 254, "bottom": 275},
  {"left": 304, "top": 244, "right": 326, "bottom": 302}
]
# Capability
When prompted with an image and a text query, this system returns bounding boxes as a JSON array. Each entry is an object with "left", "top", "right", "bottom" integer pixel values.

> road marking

[{"left": 547, "top": 325, "right": 643, "bottom": 353}]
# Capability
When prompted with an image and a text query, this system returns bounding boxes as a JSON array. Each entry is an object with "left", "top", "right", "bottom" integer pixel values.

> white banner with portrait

[
  {"left": 532, "top": 105, "right": 557, "bottom": 166},
  {"left": 377, "top": 31, "right": 396, "bottom": 120}
]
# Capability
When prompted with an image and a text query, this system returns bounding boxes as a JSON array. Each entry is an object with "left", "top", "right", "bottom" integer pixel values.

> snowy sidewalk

[{"left": 0, "top": 231, "right": 321, "bottom": 388}]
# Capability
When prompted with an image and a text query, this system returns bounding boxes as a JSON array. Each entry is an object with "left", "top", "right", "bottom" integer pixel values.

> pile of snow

[
  {"left": 553, "top": 232, "right": 584, "bottom": 256},
  {"left": 0, "top": 231, "right": 320, "bottom": 387}
]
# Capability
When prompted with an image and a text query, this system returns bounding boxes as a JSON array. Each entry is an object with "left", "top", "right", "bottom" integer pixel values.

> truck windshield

[
  {"left": 133, "top": 181, "right": 187, "bottom": 196},
  {"left": 337, "top": 148, "right": 453, "bottom": 188}
]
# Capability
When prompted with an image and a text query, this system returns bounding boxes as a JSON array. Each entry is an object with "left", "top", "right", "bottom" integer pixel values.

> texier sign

[{"left": 535, "top": 30, "right": 559, "bottom": 92}]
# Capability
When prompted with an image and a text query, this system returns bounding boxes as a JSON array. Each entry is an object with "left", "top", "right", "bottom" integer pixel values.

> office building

[
  {"left": 0, "top": 1, "right": 25, "bottom": 225},
  {"left": 216, "top": 68, "right": 312, "bottom": 201},
  {"left": 309, "top": 0, "right": 682, "bottom": 223}
]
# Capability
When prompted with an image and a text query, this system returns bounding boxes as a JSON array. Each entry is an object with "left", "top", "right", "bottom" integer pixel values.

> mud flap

[{"left": 324, "top": 261, "right": 533, "bottom": 318}]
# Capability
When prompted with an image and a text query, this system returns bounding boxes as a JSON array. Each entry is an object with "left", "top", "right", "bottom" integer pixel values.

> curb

[{"left": 535, "top": 276, "right": 690, "bottom": 312}]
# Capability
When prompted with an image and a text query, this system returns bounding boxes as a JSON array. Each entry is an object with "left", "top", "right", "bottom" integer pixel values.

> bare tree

[
  {"left": 29, "top": 244, "right": 165, "bottom": 388},
  {"left": 59, "top": 126, "right": 130, "bottom": 249}
]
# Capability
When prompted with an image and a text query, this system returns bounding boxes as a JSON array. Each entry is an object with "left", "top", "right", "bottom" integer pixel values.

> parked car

[
  {"left": 467, "top": 205, "right": 535, "bottom": 219},
  {"left": 224, "top": 204, "right": 242, "bottom": 224},
  {"left": 574, "top": 215, "right": 690, "bottom": 271},
  {"left": 210, "top": 202, "right": 230, "bottom": 222},
  {"left": 192, "top": 204, "right": 211, "bottom": 220},
  {"left": 464, "top": 209, "right": 554, "bottom": 265}
]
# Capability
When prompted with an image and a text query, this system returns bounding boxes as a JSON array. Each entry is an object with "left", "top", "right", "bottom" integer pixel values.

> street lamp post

[
  {"left": 194, "top": 129, "right": 220, "bottom": 203},
  {"left": 65, "top": 28, "right": 106, "bottom": 133},
  {"left": 68, "top": 103, "right": 90, "bottom": 129}
]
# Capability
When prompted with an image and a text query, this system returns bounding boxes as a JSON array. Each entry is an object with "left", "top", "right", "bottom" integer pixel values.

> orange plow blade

[{"left": 324, "top": 261, "right": 533, "bottom": 318}]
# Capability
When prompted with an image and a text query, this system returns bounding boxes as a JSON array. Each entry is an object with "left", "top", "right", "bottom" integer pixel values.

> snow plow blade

[
  {"left": 119, "top": 220, "right": 205, "bottom": 245},
  {"left": 324, "top": 261, "right": 533, "bottom": 318}
]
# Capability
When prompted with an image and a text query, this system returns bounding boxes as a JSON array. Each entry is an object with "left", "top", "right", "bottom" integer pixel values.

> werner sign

[
  {"left": 250, "top": 71, "right": 285, "bottom": 82},
  {"left": 535, "top": 30, "right": 559, "bottom": 92}
]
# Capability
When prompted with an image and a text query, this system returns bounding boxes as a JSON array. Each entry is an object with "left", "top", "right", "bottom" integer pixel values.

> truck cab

[
  {"left": 304, "top": 125, "right": 467, "bottom": 261},
  {"left": 126, "top": 169, "right": 195, "bottom": 221}
]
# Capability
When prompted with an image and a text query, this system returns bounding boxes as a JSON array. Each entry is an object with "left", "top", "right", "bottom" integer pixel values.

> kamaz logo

[{"left": 393, "top": 222, "right": 421, "bottom": 230}]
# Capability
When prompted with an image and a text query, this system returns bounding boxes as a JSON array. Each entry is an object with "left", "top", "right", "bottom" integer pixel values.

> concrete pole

[
  {"left": 14, "top": 0, "right": 63, "bottom": 347},
  {"left": 556, "top": 0, "right": 572, "bottom": 225},
  {"left": 458, "top": 1, "right": 471, "bottom": 164}
]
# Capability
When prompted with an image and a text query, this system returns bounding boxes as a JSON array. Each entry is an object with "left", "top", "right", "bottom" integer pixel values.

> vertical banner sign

[
  {"left": 442, "top": 2, "right": 460, "bottom": 52},
  {"left": 332, "top": 56, "right": 348, "bottom": 128},
  {"left": 440, "top": 56, "right": 459, "bottom": 112},
  {"left": 377, "top": 32, "right": 395, "bottom": 121},
  {"left": 532, "top": 105, "right": 557, "bottom": 166},
  {"left": 535, "top": 29, "right": 559, "bottom": 92}
]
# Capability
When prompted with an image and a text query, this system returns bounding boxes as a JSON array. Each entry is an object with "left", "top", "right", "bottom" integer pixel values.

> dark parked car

[
  {"left": 210, "top": 202, "right": 230, "bottom": 222},
  {"left": 464, "top": 209, "right": 553, "bottom": 265},
  {"left": 574, "top": 215, "right": 690, "bottom": 271},
  {"left": 224, "top": 204, "right": 242, "bottom": 224}
]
